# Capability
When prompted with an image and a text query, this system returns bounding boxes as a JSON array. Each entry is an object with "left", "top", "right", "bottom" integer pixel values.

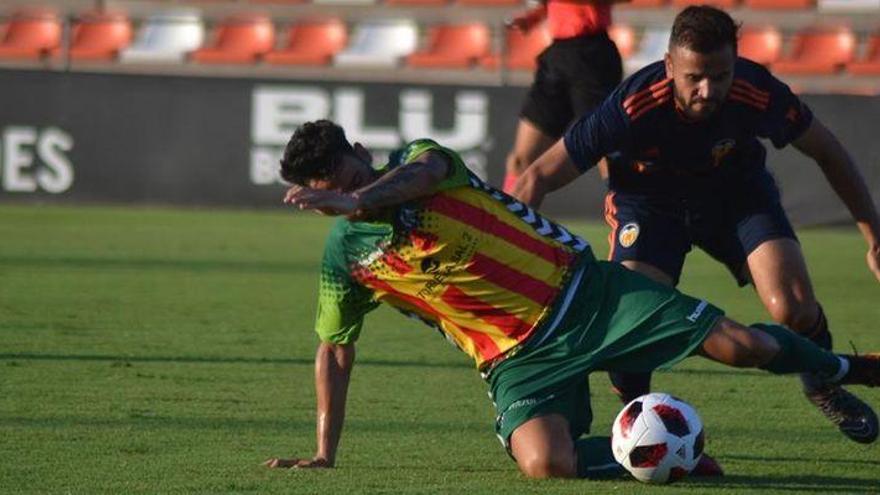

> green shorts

[{"left": 487, "top": 260, "right": 723, "bottom": 450}]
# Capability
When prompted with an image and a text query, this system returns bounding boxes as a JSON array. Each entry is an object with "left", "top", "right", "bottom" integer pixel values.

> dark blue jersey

[{"left": 563, "top": 58, "right": 813, "bottom": 197}]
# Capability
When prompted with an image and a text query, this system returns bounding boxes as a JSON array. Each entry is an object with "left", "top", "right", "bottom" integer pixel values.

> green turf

[{"left": 0, "top": 204, "right": 878, "bottom": 494}]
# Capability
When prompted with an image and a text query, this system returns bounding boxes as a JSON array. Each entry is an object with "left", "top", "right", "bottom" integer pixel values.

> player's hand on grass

[
  {"left": 264, "top": 456, "right": 332, "bottom": 469},
  {"left": 284, "top": 185, "right": 360, "bottom": 217}
]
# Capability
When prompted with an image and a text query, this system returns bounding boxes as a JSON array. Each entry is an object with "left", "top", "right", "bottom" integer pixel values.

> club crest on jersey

[
  {"left": 710, "top": 139, "right": 736, "bottom": 168},
  {"left": 619, "top": 223, "right": 640, "bottom": 248}
]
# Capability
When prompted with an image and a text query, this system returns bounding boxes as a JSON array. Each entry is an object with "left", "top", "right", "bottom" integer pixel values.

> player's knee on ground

[
  {"left": 510, "top": 414, "right": 579, "bottom": 479},
  {"left": 515, "top": 449, "right": 577, "bottom": 479}
]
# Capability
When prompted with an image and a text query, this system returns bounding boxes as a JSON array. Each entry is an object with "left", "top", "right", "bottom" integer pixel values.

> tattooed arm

[
  {"left": 352, "top": 151, "right": 451, "bottom": 211},
  {"left": 284, "top": 151, "right": 452, "bottom": 218}
]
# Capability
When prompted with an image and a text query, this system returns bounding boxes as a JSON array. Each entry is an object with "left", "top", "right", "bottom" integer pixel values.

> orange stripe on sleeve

[
  {"left": 622, "top": 78, "right": 672, "bottom": 110},
  {"left": 630, "top": 95, "right": 671, "bottom": 121},
  {"left": 732, "top": 79, "right": 770, "bottom": 101},
  {"left": 728, "top": 90, "right": 768, "bottom": 111},
  {"left": 625, "top": 86, "right": 672, "bottom": 117}
]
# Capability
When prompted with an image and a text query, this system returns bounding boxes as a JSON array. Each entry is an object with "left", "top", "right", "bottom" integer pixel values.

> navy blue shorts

[{"left": 603, "top": 175, "right": 797, "bottom": 286}]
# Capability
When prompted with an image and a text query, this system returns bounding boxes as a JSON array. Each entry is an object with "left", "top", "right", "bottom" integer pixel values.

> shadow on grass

[
  {"left": 725, "top": 453, "right": 880, "bottom": 467},
  {"left": 689, "top": 473, "right": 879, "bottom": 493},
  {"left": 0, "top": 415, "right": 486, "bottom": 435},
  {"left": 0, "top": 352, "right": 762, "bottom": 377},
  {"left": 0, "top": 352, "right": 470, "bottom": 370},
  {"left": 0, "top": 255, "right": 314, "bottom": 274}
]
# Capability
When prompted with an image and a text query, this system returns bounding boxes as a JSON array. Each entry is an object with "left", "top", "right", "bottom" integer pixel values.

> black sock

[
  {"left": 608, "top": 371, "right": 652, "bottom": 404},
  {"left": 805, "top": 304, "right": 832, "bottom": 350},
  {"left": 576, "top": 436, "right": 627, "bottom": 479}
]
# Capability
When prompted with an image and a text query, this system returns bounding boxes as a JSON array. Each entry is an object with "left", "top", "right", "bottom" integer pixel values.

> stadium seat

[
  {"left": 192, "top": 14, "right": 275, "bottom": 64},
  {"left": 608, "top": 24, "right": 637, "bottom": 60},
  {"left": 456, "top": 0, "right": 522, "bottom": 5},
  {"left": 334, "top": 19, "right": 417, "bottom": 67},
  {"left": 386, "top": 0, "right": 448, "bottom": 4},
  {"left": 314, "top": 0, "right": 377, "bottom": 4},
  {"left": 671, "top": 0, "right": 739, "bottom": 6},
  {"left": 624, "top": 28, "right": 670, "bottom": 75},
  {"left": 406, "top": 23, "right": 490, "bottom": 68},
  {"left": 773, "top": 28, "right": 856, "bottom": 74},
  {"left": 264, "top": 19, "right": 346, "bottom": 65},
  {"left": 70, "top": 12, "right": 133, "bottom": 61},
  {"left": 738, "top": 27, "right": 782, "bottom": 65},
  {"left": 848, "top": 34, "right": 880, "bottom": 75},
  {"left": 481, "top": 25, "right": 551, "bottom": 70},
  {"left": 120, "top": 11, "right": 205, "bottom": 63},
  {"left": 622, "top": 0, "right": 668, "bottom": 7},
  {"left": 819, "top": 0, "right": 880, "bottom": 11},
  {"left": 0, "top": 8, "right": 61, "bottom": 60},
  {"left": 744, "top": 0, "right": 814, "bottom": 8}
]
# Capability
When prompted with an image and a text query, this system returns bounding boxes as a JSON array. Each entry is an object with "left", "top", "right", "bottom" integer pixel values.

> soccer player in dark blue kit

[{"left": 513, "top": 6, "right": 880, "bottom": 447}]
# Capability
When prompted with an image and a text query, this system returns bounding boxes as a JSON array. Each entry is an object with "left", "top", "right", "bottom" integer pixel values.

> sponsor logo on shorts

[
  {"left": 619, "top": 223, "right": 640, "bottom": 248},
  {"left": 498, "top": 393, "right": 557, "bottom": 436},
  {"left": 686, "top": 300, "right": 709, "bottom": 323}
]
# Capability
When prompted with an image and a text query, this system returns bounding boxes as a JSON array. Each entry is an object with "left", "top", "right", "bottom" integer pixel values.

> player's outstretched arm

[
  {"left": 265, "top": 342, "right": 356, "bottom": 469},
  {"left": 284, "top": 151, "right": 450, "bottom": 218},
  {"left": 792, "top": 117, "right": 880, "bottom": 282},
  {"left": 353, "top": 150, "right": 451, "bottom": 211},
  {"left": 512, "top": 139, "right": 582, "bottom": 208}
]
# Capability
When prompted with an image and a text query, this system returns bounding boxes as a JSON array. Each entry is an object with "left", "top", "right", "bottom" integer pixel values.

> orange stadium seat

[
  {"left": 773, "top": 28, "right": 856, "bottom": 74},
  {"left": 191, "top": 14, "right": 275, "bottom": 64},
  {"left": 70, "top": 12, "right": 133, "bottom": 61},
  {"left": 265, "top": 19, "right": 346, "bottom": 65},
  {"left": 672, "top": 0, "right": 739, "bottom": 6},
  {"left": 0, "top": 8, "right": 61, "bottom": 60},
  {"left": 608, "top": 24, "right": 637, "bottom": 60},
  {"left": 457, "top": 0, "right": 522, "bottom": 6},
  {"left": 407, "top": 23, "right": 491, "bottom": 68},
  {"left": 848, "top": 34, "right": 880, "bottom": 75},
  {"left": 738, "top": 27, "right": 782, "bottom": 65},
  {"left": 386, "top": 0, "right": 448, "bottom": 4},
  {"left": 623, "top": 0, "right": 668, "bottom": 6},
  {"left": 744, "top": 0, "right": 814, "bottom": 8},
  {"left": 482, "top": 25, "right": 550, "bottom": 70}
]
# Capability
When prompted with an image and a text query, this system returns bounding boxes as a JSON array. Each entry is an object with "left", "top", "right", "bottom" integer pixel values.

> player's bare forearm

[
  {"left": 512, "top": 140, "right": 582, "bottom": 208},
  {"left": 353, "top": 151, "right": 450, "bottom": 211},
  {"left": 794, "top": 118, "right": 880, "bottom": 281},
  {"left": 314, "top": 342, "right": 355, "bottom": 465},
  {"left": 265, "top": 341, "right": 355, "bottom": 469},
  {"left": 794, "top": 119, "right": 880, "bottom": 246}
]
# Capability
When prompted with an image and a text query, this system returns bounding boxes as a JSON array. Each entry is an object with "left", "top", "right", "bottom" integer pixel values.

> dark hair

[
  {"left": 670, "top": 6, "right": 739, "bottom": 54},
  {"left": 279, "top": 119, "right": 353, "bottom": 185}
]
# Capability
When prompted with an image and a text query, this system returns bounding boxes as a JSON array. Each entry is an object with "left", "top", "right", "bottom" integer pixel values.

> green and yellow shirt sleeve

[
  {"left": 393, "top": 139, "right": 472, "bottom": 191},
  {"left": 314, "top": 220, "right": 381, "bottom": 344}
]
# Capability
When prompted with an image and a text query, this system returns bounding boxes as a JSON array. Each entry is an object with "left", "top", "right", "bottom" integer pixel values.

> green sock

[
  {"left": 754, "top": 323, "right": 846, "bottom": 381},
  {"left": 575, "top": 436, "right": 627, "bottom": 479}
]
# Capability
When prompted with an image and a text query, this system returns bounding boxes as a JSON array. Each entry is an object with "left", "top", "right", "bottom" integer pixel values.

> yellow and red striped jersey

[{"left": 315, "top": 139, "right": 593, "bottom": 369}]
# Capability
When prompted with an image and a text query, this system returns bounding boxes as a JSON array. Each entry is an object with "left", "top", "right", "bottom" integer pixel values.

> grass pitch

[{"left": 0, "top": 204, "right": 878, "bottom": 494}]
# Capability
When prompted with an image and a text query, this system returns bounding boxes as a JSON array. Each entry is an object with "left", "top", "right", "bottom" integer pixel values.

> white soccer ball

[{"left": 611, "top": 393, "right": 704, "bottom": 484}]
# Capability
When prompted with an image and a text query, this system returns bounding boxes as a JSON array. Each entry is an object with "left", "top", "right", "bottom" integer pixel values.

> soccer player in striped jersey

[
  {"left": 264, "top": 120, "right": 880, "bottom": 479},
  {"left": 513, "top": 6, "right": 880, "bottom": 444}
]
